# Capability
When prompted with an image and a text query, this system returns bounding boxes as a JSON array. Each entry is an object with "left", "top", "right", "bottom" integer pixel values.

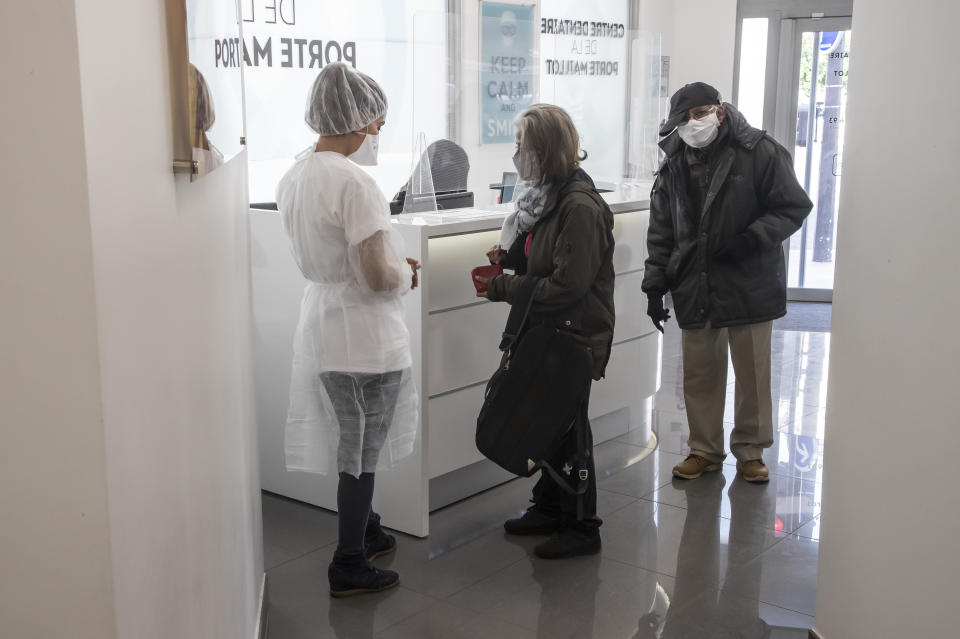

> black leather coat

[
  {"left": 641, "top": 104, "right": 813, "bottom": 329},
  {"left": 488, "top": 171, "right": 616, "bottom": 380}
]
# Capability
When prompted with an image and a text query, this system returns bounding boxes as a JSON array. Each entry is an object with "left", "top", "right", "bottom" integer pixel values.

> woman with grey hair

[
  {"left": 475, "top": 104, "right": 616, "bottom": 559},
  {"left": 276, "top": 62, "right": 421, "bottom": 597}
]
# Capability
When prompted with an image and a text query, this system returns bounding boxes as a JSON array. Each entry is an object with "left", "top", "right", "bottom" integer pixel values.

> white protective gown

[{"left": 277, "top": 149, "right": 419, "bottom": 476}]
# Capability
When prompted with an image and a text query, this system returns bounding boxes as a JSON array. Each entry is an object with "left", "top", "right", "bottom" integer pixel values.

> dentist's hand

[{"left": 406, "top": 258, "right": 421, "bottom": 289}]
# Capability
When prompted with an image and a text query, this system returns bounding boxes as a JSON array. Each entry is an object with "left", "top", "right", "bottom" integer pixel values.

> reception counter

[{"left": 251, "top": 185, "right": 660, "bottom": 537}]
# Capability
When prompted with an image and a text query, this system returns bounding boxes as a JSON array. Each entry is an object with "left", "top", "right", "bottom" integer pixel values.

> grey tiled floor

[{"left": 264, "top": 305, "right": 828, "bottom": 638}]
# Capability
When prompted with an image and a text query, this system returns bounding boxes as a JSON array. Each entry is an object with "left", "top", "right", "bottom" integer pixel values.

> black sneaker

[
  {"left": 533, "top": 528, "right": 601, "bottom": 559},
  {"left": 328, "top": 551, "right": 399, "bottom": 598},
  {"left": 504, "top": 506, "right": 563, "bottom": 536},
  {"left": 364, "top": 512, "right": 397, "bottom": 561}
]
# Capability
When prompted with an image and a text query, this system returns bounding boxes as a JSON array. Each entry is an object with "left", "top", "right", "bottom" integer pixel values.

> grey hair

[
  {"left": 190, "top": 64, "right": 215, "bottom": 133},
  {"left": 305, "top": 62, "right": 388, "bottom": 136},
  {"left": 514, "top": 104, "right": 587, "bottom": 187}
]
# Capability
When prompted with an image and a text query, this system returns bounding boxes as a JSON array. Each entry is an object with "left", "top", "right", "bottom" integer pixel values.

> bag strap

[
  {"left": 537, "top": 391, "right": 591, "bottom": 520},
  {"left": 498, "top": 275, "right": 540, "bottom": 351}
]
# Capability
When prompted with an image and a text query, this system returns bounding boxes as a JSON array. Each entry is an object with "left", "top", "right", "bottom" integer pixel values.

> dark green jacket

[
  {"left": 487, "top": 171, "right": 616, "bottom": 380},
  {"left": 642, "top": 103, "right": 813, "bottom": 329}
]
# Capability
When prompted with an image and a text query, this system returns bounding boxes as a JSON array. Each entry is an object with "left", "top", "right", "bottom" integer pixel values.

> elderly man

[{"left": 642, "top": 82, "right": 812, "bottom": 482}]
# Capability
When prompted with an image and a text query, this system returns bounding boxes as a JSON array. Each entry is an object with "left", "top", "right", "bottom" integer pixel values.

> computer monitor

[{"left": 500, "top": 171, "right": 518, "bottom": 203}]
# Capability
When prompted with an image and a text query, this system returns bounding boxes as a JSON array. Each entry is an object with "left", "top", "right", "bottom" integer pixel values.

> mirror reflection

[{"left": 185, "top": 0, "right": 245, "bottom": 180}]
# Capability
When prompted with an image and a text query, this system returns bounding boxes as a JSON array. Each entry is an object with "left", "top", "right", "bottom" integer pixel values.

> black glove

[
  {"left": 714, "top": 231, "right": 759, "bottom": 262},
  {"left": 646, "top": 295, "right": 670, "bottom": 333}
]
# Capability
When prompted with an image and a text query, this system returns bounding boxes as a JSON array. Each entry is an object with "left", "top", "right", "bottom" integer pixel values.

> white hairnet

[{"left": 305, "top": 62, "right": 388, "bottom": 136}]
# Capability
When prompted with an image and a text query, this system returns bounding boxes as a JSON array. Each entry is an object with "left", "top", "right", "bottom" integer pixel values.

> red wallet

[{"left": 471, "top": 265, "right": 503, "bottom": 293}]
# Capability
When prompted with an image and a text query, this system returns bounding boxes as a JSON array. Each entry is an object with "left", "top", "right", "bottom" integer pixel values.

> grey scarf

[{"left": 499, "top": 181, "right": 552, "bottom": 250}]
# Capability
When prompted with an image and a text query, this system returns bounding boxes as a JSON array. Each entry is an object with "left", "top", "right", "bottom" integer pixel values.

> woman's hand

[
  {"left": 406, "top": 257, "right": 421, "bottom": 289},
  {"left": 486, "top": 244, "right": 507, "bottom": 265},
  {"left": 474, "top": 275, "right": 489, "bottom": 298}
]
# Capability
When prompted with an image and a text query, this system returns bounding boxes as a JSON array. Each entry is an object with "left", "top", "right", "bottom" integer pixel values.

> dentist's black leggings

[{"left": 337, "top": 472, "right": 376, "bottom": 555}]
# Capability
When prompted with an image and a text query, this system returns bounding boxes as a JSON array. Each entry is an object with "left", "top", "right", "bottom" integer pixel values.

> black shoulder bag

[{"left": 475, "top": 276, "right": 594, "bottom": 482}]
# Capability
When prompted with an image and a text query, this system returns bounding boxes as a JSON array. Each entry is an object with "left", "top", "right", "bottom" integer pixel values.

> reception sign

[
  {"left": 538, "top": 0, "right": 629, "bottom": 182},
  {"left": 240, "top": 0, "right": 447, "bottom": 202},
  {"left": 480, "top": 2, "right": 535, "bottom": 144}
]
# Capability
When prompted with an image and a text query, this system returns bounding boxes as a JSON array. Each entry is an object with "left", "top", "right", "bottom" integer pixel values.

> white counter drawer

[
  {"left": 613, "top": 270, "right": 648, "bottom": 343},
  {"left": 611, "top": 209, "right": 650, "bottom": 274},
  {"left": 427, "top": 385, "right": 487, "bottom": 478},
  {"left": 591, "top": 332, "right": 661, "bottom": 420},
  {"left": 426, "top": 302, "right": 509, "bottom": 397},
  {"left": 426, "top": 229, "right": 502, "bottom": 313}
]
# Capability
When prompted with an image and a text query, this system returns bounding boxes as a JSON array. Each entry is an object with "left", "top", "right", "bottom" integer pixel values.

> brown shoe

[
  {"left": 673, "top": 455, "right": 722, "bottom": 479},
  {"left": 736, "top": 460, "right": 770, "bottom": 483}
]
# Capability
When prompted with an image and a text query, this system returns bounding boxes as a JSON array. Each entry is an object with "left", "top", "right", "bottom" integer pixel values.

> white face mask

[
  {"left": 348, "top": 131, "right": 379, "bottom": 166},
  {"left": 512, "top": 150, "right": 539, "bottom": 183},
  {"left": 678, "top": 110, "right": 721, "bottom": 148}
]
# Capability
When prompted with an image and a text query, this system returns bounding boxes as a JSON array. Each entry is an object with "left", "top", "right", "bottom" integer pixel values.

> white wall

[
  {"left": 813, "top": 1, "right": 960, "bottom": 637},
  {"left": 636, "top": 0, "right": 674, "bottom": 65},
  {"left": 668, "top": 0, "right": 737, "bottom": 101},
  {"left": 72, "top": 0, "right": 264, "bottom": 637},
  {"left": 1, "top": 1, "right": 264, "bottom": 637},
  {"left": 0, "top": 2, "right": 117, "bottom": 637}
]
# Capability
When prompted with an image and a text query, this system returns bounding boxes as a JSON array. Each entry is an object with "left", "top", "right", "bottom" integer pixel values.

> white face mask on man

[
  {"left": 678, "top": 109, "right": 721, "bottom": 148},
  {"left": 348, "top": 131, "right": 379, "bottom": 166}
]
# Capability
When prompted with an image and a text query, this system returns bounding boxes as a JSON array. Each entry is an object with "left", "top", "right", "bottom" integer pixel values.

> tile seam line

[
  {"left": 436, "top": 555, "right": 531, "bottom": 604},
  {"left": 596, "top": 494, "right": 641, "bottom": 519},
  {"left": 264, "top": 541, "right": 337, "bottom": 573},
  {"left": 371, "top": 592, "right": 447, "bottom": 636},
  {"left": 600, "top": 555, "right": 692, "bottom": 584},
  {"left": 416, "top": 597, "right": 550, "bottom": 636}
]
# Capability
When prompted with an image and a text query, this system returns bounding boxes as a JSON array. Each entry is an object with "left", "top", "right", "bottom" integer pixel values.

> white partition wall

[
  {"left": 253, "top": 189, "right": 659, "bottom": 537},
  {"left": 812, "top": 2, "right": 960, "bottom": 637},
  {"left": 3, "top": 2, "right": 265, "bottom": 637}
]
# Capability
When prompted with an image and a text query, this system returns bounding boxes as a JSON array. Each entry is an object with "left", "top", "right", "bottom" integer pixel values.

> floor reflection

[
  {"left": 264, "top": 305, "right": 826, "bottom": 638},
  {"left": 664, "top": 475, "right": 774, "bottom": 638}
]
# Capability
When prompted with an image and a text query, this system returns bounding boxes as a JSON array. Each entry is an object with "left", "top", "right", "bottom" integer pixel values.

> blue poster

[{"left": 480, "top": 2, "right": 535, "bottom": 144}]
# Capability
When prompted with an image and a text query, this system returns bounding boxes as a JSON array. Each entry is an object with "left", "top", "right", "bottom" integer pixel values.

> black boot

[
  {"left": 504, "top": 505, "right": 563, "bottom": 536},
  {"left": 533, "top": 527, "right": 601, "bottom": 559},
  {"left": 364, "top": 512, "right": 397, "bottom": 561},
  {"left": 328, "top": 550, "right": 399, "bottom": 597}
]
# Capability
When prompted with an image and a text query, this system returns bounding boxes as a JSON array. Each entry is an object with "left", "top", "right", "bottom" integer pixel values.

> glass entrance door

[{"left": 784, "top": 18, "right": 852, "bottom": 301}]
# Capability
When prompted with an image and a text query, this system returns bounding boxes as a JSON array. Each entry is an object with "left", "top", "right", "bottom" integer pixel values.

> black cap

[{"left": 659, "top": 82, "right": 722, "bottom": 136}]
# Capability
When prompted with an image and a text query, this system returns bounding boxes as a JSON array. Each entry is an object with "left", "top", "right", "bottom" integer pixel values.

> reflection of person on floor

[
  {"left": 642, "top": 82, "right": 812, "bottom": 483},
  {"left": 529, "top": 554, "right": 601, "bottom": 638},
  {"left": 188, "top": 64, "right": 223, "bottom": 175},
  {"left": 657, "top": 476, "right": 771, "bottom": 638},
  {"left": 327, "top": 598, "right": 375, "bottom": 639}
]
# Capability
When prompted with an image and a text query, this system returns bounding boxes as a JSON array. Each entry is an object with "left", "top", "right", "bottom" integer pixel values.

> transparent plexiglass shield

[{"left": 401, "top": 132, "right": 439, "bottom": 214}]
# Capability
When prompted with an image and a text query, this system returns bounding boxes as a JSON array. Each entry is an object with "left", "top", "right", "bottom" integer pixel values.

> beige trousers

[{"left": 681, "top": 321, "right": 773, "bottom": 463}]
